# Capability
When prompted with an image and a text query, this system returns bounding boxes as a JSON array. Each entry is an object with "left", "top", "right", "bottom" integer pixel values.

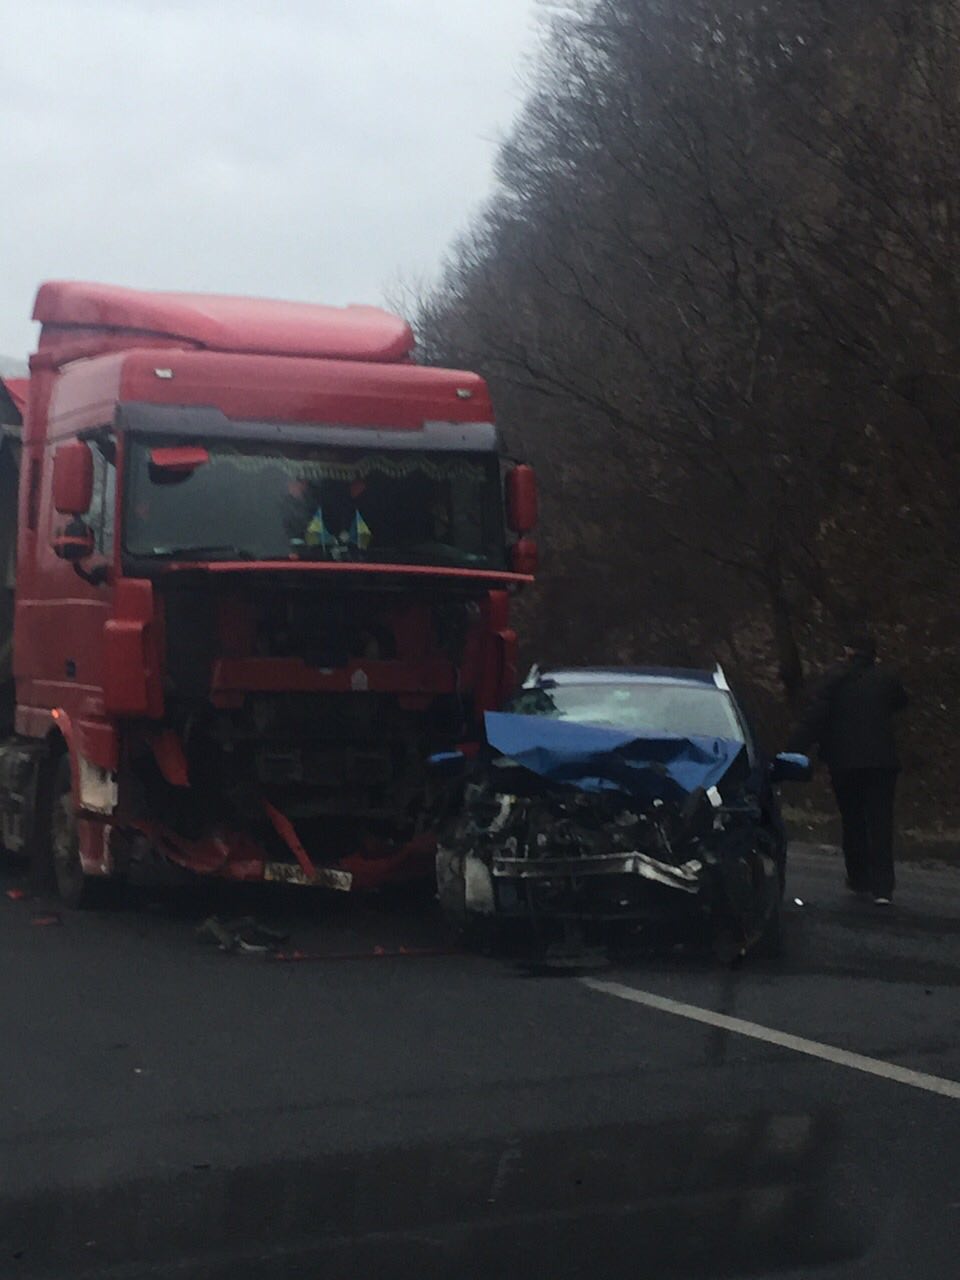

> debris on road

[
  {"left": 30, "top": 913, "right": 62, "bottom": 927},
  {"left": 5, "top": 887, "right": 27, "bottom": 901},
  {"left": 195, "top": 916, "right": 290, "bottom": 954},
  {"left": 270, "top": 945, "right": 459, "bottom": 963}
]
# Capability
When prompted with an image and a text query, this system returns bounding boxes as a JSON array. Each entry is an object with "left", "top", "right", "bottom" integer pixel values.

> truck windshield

[{"left": 124, "top": 440, "right": 506, "bottom": 568}]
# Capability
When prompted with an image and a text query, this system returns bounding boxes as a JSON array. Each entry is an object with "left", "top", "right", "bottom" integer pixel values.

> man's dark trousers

[{"left": 830, "top": 768, "right": 897, "bottom": 898}]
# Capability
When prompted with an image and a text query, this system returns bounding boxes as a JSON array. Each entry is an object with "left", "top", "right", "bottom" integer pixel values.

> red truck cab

[{"left": 0, "top": 282, "right": 537, "bottom": 904}]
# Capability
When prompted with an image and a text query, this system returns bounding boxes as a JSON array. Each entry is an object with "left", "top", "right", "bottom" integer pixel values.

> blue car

[{"left": 436, "top": 666, "right": 810, "bottom": 961}]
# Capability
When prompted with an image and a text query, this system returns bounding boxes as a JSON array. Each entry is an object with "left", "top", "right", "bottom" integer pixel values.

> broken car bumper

[
  {"left": 491, "top": 851, "right": 703, "bottom": 892},
  {"left": 437, "top": 845, "right": 711, "bottom": 925}
]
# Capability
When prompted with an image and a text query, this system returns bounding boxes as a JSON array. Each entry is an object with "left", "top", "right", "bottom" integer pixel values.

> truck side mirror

[
  {"left": 510, "top": 538, "right": 538, "bottom": 576},
  {"left": 505, "top": 464, "right": 538, "bottom": 534},
  {"left": 53, "top": 440, "right": 94, "bottom": 515},
  {"left": 52, "top": 517, "right": 95, "bottom": 562}
]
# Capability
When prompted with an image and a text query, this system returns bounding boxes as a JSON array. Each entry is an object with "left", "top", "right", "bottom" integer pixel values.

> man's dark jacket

[{"left": 790, "top": 658, "right": 908, "bottom": 771}]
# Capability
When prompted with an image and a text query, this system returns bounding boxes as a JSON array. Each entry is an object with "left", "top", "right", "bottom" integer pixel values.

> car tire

[{"left": 753, "top": 879, "right": 783, "bottom": 960}]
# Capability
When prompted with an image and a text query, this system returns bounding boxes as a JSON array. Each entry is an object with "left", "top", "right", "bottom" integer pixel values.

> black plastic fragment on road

[{"left": 196, "top": 916, "right": 290, "bottom": 954}]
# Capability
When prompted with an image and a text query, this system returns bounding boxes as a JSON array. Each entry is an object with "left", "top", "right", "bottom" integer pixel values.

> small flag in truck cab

[
  {"left": 349, "top": 510, "right": 372, "bottom": 551},
  {"left": 305, "top": 506, "right": 336, "bottom": 549}
]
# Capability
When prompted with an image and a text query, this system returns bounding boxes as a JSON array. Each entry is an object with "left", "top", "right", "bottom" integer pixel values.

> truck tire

[{"left": 46, "top": 755, "right": 106, "bottom": 909}]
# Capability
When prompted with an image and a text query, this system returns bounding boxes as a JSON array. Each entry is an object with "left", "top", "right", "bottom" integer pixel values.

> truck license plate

[{"left": 264, "top": 863, "right": 353, "bottom": 891}]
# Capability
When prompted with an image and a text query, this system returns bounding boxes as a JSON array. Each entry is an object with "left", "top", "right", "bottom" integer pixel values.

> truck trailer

[{"left": 0, "top": 282, "right": 537, "bottom": 905}]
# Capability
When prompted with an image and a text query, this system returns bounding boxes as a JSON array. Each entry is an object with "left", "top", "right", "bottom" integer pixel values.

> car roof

[{"left": 527, "top": 665, "right": 728, "bottom": 691}]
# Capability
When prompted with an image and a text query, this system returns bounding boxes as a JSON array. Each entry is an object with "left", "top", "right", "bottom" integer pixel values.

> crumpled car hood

[{"left": 483, "top": 712, "right": 747, "bottom": 805}]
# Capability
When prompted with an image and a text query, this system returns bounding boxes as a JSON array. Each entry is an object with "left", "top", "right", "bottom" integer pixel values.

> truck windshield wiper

[
  {"left": 287, "top": 541, "right": 495, "bottom": 568},
  {"left": 366, "top": 543, "right": 491, "bottom": 567},
  {"left": 149, "top": 545, "right": 257, "bottom": 561}
]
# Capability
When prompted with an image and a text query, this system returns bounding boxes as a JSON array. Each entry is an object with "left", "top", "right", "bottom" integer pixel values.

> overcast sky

[{"left": 0, "top": 0, "right": 542, "bottom": 359}]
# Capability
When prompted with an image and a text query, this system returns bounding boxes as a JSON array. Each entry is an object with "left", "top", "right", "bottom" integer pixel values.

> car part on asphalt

[{"left": 196, "top": 915, "right": 291, "bottom": 953}]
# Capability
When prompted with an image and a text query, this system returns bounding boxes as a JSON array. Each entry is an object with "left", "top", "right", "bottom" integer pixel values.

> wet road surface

[{"left": 1, "top": 844, "right": 959, "bottom": 1278}]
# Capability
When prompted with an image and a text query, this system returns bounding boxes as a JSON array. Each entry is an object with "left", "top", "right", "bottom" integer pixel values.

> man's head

[{"left": 842, "top": 629, "right": 877, "bottom": 663}]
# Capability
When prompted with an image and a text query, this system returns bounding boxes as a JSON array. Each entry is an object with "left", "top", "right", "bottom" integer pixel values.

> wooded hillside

[{"left": 408, "top": 0, "right": 960, "bottom": 833}]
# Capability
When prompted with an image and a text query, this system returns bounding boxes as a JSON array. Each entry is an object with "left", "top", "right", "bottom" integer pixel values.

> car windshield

[
  {"left": 123, "top": 439, "right": 506, "bottom": 569},
  {"left": 506, "top": 680, "right": 745, "bottom": 741}
]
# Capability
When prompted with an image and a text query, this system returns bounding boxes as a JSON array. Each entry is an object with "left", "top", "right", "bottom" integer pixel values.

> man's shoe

[
  {"left": 873, "top": 896, "right": 892, "bottom": 905},
  {"left": 845, "top": 879, "right": 869, "bottom": 895}
]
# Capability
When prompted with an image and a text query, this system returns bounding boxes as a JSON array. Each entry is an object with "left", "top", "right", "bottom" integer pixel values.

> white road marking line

[{"left": 581, "top": 978, "right": 960, "bottom": 1101}]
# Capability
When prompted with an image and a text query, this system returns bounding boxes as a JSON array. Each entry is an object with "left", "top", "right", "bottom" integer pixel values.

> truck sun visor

[{"left": 115, "top": 404, "right": 499, "bottom": 453}]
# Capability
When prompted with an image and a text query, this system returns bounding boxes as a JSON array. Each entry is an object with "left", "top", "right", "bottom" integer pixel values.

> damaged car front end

[{"left": 437, "top": 669, "right": 810, "bottom": 962}]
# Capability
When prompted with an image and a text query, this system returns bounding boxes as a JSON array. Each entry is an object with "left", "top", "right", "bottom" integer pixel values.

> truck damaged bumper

[{"left": 138, "top": 823, "right": 436, "bottom": 892}]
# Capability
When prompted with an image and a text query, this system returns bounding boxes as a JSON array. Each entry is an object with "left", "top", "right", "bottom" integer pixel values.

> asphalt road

[{"left": 1, "top": 844, "right": 959, "bottom": 1279}]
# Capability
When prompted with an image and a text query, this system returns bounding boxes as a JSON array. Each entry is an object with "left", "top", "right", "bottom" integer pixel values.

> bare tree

[{"left": 409, "top": 0, "right": 960, "bottom": 816}]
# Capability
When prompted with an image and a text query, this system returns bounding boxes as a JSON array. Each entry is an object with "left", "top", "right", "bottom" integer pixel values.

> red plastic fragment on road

[
  {"left": 5, "top": 888, "right": 27, "bottom": 901},
  {"left": 31, "top": 914, "right": 63, "bottom": 927}
]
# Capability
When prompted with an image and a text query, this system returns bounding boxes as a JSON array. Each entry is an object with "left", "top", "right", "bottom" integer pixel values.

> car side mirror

[
  {"left": 770, "top": 752, "right": 813, "bottom": 784},
  {"left": 428, "top": 750, "right": 466, "bottom": 779},
  {"left": 53, "top": 440, "right": 93, "bottom": 515}
]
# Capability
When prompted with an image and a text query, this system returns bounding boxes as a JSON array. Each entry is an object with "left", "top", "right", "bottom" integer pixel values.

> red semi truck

[{"left": 0, "top": 281, "right": 537, "bottom": 905}]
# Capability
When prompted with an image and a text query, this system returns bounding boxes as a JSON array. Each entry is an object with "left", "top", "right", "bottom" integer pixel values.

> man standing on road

[{"left": 789, "top": 632, "right": 908, "bottom": 905}]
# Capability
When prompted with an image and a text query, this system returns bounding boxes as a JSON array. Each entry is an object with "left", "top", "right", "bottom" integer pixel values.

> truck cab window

[{"left": 87, "top": 437, "right": 116, "bottom": 556}]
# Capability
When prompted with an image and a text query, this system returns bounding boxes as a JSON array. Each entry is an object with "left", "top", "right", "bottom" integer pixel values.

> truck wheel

[{"left": 47, "top": 756, "right": 105, "bottom": 909}]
